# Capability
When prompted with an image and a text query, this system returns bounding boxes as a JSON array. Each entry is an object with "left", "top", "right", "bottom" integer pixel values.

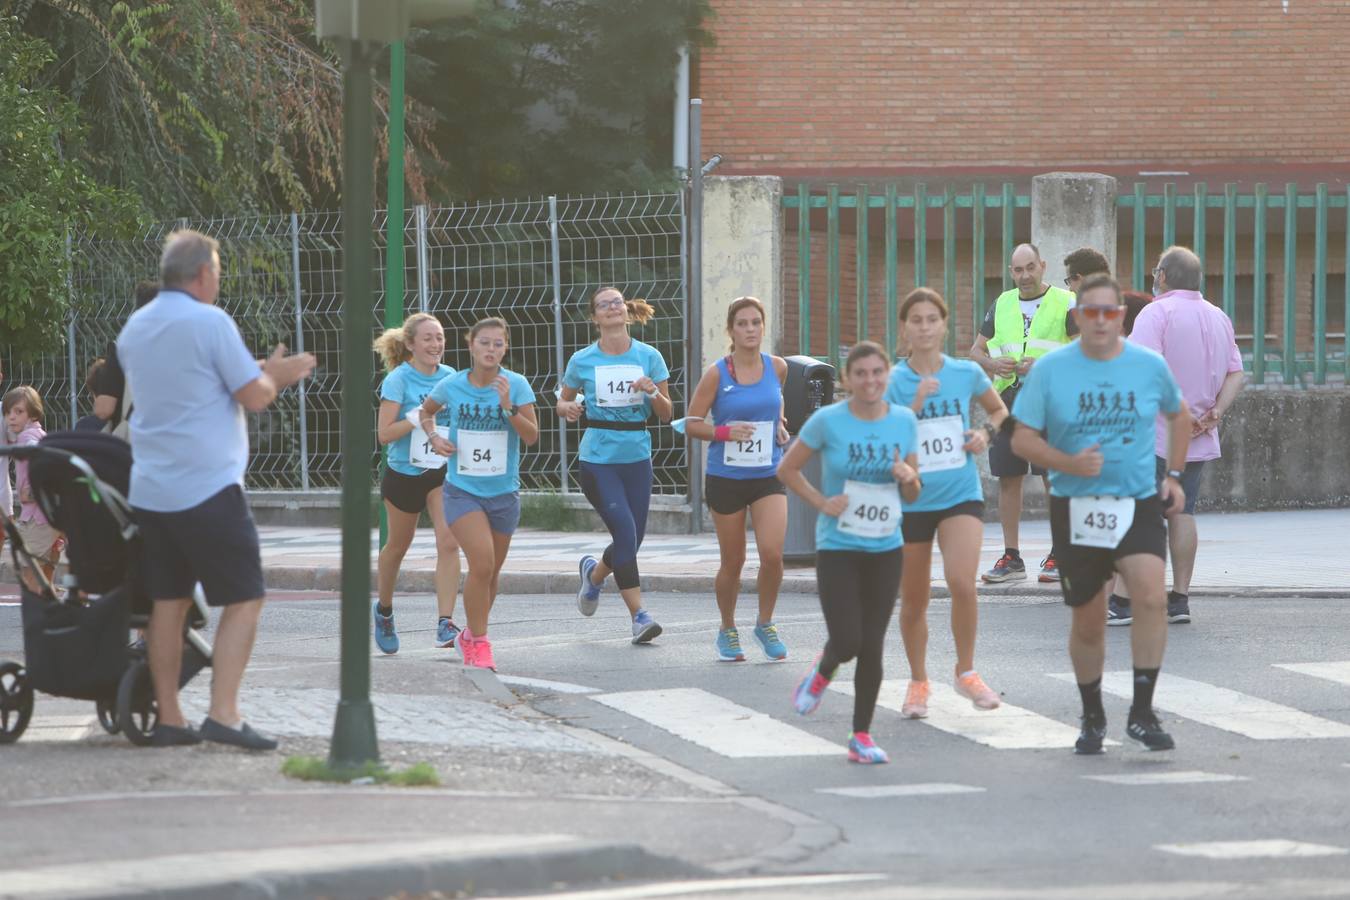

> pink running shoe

[
  {"left": 473, "top": 636, "right": 497, "bottom": 672},
  {"left": 955, "top": 671, "right": 1001, "bottom": 710},
  {"left": 455, "top": 628, "right": 478, "bottom": 667},
  {"left": 847, "top": 732, "right": 889, "bottom": 764},
  {"left": 792, "top": 655, "right": 831, "bottom": 715},
  {"left": 901, "top": 680, "right": 930, "bottom": 718}
]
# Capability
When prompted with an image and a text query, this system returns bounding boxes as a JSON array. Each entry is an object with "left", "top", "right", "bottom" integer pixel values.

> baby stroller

[{"left": 0, "top": 431, "right": 213, "bottom": 746}]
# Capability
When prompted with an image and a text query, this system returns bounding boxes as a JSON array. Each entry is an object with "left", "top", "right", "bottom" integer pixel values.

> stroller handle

[{"left": 0, "top": 444, "right": 98, "bottom": 482}]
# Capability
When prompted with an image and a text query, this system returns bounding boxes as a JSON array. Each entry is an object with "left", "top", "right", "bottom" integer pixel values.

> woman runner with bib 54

[
  {"left": 683, "top": 296, "right": 790, "bottom": 663},
  {"left": 418, "top": 317, "right": 538, "bottom": 671},
  {"left": 557, "top": 287, "right": 674, "bottom": 645},
  {"left": 777, "top": 342, "right": 921, "bottom": 764},
  {"left": 886, "top": 288, "right": 1009, "bottom": 716}
]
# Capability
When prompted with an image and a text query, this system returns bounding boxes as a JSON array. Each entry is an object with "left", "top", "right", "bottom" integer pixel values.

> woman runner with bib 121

[
  {"left": 371, "top": 313, "right": 462, "bottom": 655},
  {"left": 885, "top": 288, "right": 1008, "bottom": 716},
  {"left": 777, "top": 342, "right": 921, "bottom": 764},
  {"left": 682, "top": 296, "right": 791, "bottom": 662},
  {"left": 418, "top": 317, "right": 538, "bottom": 671},
  {"left": 557, "top": 287, "right": 674, "bottom": 645}
]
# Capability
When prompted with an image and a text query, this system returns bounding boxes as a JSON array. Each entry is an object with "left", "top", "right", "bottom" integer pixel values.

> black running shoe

[
  {"left": 1167, "top": 592, "right": 1191, "bottom": 624},
  {"left": 1126, "top": 710, "right": 1175, "bottom": 751},
  {"left": 1075, "top": 715, "right": 1108, "bottom": 755},
  {"left": 1107, "top": 595, "right": 1133, "bottom": 627}
]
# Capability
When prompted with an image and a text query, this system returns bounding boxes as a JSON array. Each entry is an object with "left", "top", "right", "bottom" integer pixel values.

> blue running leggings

[{"left": 578, "top": 459, "right": 652, "bottom": 591}]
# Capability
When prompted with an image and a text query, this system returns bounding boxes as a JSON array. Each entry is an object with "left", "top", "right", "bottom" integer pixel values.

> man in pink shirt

[{"left": 1108, "top": 246, "right": 1244, "bottom": 627}]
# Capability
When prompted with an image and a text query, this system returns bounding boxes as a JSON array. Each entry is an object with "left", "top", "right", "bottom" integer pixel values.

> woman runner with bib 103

[
  {"left": 1010, "top": 275, "right": 1190, "bottom": 754},
  {"left": 557, "top": 287, "right": 674, "bottom": 645},
  {"left": 371, "top": 313, "right": 462, "bottom": 655},
  {"left": 682, "top": 296, "right": 791, "bottom": 663},
  {"left": 777, "top": 342, "right": 921, "bottom": 765},
  {"left": 885, "top": 288, "right": 1008, "bottom": 717},
  {"left": 418, "top": 317, "right": 538, "bottom": 671}
]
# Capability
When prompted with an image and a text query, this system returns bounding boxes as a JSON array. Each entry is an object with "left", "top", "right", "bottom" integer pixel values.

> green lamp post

[{"left": 315, "top": 0, "right": 476, "bottom": 770}]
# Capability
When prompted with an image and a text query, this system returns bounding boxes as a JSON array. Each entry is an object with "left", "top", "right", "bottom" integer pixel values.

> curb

[{"left": 6, "top": 836, "right": 705, "bottom": 900}]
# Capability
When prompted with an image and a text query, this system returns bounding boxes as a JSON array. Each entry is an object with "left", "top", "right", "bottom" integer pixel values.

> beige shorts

[{"left": 16, "top": 519, "right": 60, "bottom": 562}]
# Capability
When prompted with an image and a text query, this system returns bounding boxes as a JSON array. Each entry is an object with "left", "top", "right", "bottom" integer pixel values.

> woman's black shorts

[
  {"left": 705, "top": 474, "right": 786, "bottom": 516},
  {"left": 381, "top": 466, "right": 447, "bottom": 514},
  {"left": 900, "top": 500, "right": 985, "bottom": 545}
]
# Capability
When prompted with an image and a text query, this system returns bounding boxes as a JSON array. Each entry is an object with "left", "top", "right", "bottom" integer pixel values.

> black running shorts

[
  {"left": 381, "top": 465, "right": 447, "bottom": 515},
  {"left": 705, "top": 474, "right": 786, "bottom": 516},
  {"left": 900, "top": 500, "right": 985, "bottom": 545},
  {"left": 1049, "top": 495, "right": 1168, "bottom": 607},
  {"left": 135, "top": 485, "right": 265, "bottom": 607}
]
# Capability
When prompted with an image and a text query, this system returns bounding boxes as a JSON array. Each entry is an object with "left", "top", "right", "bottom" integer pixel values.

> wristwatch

[
  {"left": 1165, "top": 468, "right": 1184, "bottom": 480},
  {"left": 506, "top": 404, "right": 520, "bottom": 418},
  {"left": 982, "top": 422, "right": 998, "bottom": 443}
]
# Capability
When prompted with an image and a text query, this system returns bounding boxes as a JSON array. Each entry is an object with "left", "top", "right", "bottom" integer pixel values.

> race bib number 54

[
  {"left": 456, "top": 430, "right": 508, "bottom": 477},
  {"left": 1068, "top": 495, "right": 1135, "bottom": 549},
  {"left": 837, "top": 480, "right": 901, "bottom": 540}
]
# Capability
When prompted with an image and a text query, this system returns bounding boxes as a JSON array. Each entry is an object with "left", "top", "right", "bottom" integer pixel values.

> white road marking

[
  {"left": 1085, "top": 672, "right": 1350, "bottom": 740},
  {"left": 1156, "top": 840, "right": 1348, "bottom": 860},
  {"left": 816, "top": 783, "right": 985, "bottom": 798},
  {"left": 838, "top": 679, "right": 1113, "bottom": 749},
  {"left": 1084, "top": 771, "right": 1249, "bottom": 786},
  {"left": 1275, "top": 660, "right": 1350, "bottom": 687},
  {"left": 20, "top": 715, "right": 97, "bottom": 743},
  {"left": 592, "top": 688, "right": 840, "bottom": 758},
  {"left": 510, "top": 873, "right": 888, "bottom": 900},
  {"left": 497, "top": 674, "right": 600, "bottom": 694}
]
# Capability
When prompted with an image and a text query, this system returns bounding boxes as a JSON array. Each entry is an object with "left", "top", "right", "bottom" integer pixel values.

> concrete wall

[
  {"left": 1031, "top": 173, "right": 1118, "bottom": 285},
  {"left": 700, "top": 176, "right": 783, "bottom": 372}
]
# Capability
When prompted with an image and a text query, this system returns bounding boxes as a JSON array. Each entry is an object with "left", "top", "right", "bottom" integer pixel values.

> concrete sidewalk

[{"left": 255, "top": 507, "right": 1350, "bottom": 598}]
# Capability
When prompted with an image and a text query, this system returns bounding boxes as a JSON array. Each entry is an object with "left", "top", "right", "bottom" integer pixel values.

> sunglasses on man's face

[{"left": 1075, "top": 305, "right": 1126, "bottom": 321}]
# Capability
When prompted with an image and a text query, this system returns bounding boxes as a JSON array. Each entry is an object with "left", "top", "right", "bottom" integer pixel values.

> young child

[{"left": 5, "top": 386, "right": 62, "bottom": 591}]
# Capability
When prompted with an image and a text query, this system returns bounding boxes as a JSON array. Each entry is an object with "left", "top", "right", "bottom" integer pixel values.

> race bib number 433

[
  {"left": 594, "top": 365, "right": 645, "bottom": 408},
  {"left": 837, "top": 479, "right": 902, "bottom": 540},
  {"left": 456, "top": 429, "right": 508, "bottom": 477},
  {"left": 916, "top": 415, "right": 966, "bottom": 473},
  {"left": 1068, "top": 495, "right": 1135, "bottom": 549}
]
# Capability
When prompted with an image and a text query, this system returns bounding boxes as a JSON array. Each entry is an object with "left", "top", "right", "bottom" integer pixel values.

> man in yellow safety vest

[{"left": 970, "top": 243, "right": 1077, "bottom": 584}]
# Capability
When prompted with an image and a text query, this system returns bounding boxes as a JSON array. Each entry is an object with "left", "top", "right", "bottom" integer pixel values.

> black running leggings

[{"left": 816, "top": 548, "right": 903, "bottom": 733}]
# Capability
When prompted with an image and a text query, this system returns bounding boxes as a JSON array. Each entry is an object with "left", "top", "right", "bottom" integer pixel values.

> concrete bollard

[{"left": 700, "top": 176, "right": 783, "bottom": 373}]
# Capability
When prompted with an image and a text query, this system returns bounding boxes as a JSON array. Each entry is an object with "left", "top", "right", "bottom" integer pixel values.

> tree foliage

[{"left": 0, "top": 15, "right": 136, "bottom": 356}]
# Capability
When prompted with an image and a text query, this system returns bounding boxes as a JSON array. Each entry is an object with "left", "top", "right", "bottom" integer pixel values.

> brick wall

[{"left": 701, "top": 1, "right": 1350, "bottom": 173}]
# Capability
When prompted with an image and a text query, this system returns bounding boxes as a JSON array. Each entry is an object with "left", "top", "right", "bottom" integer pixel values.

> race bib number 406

[
  {"left": 723, "top": 421, "right": 774, "bottom": 468},
  {"left": 594, "top": 365, "right": 645, "bottom": 408},
  {"left": 456, "top": 429, "right": 508, "bottom": 477},
  {"left": 1068, "top": 495, "right": 1135, "bottom": 549},
  {"left": 837, "top": 479, "right": 902, "bottom": 540},
  {"left": 916, "top": 416, "right": 966, "bottom": 473}
]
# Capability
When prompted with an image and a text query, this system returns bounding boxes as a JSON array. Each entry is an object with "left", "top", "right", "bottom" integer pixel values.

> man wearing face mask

[{"left": 970, "top": 243, "right": 1078, "bottom": 585}]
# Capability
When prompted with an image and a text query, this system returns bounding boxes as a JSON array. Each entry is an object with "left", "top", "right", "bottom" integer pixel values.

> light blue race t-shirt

[
  {"left": 1013, "top": 341, "right": 1182, "bottom": 499},
  {"left": 885, "top": 355, "right": 992, "bottom": 513},
  {"left": 563, "top": 339, "right": 670, "bottom": 465},
  {"left": 427, "top": 368, "right": 536, "bottom": 498},
  {"left": 380, "top": 362, "right": 455, "bottom": 476},
  {"left": 798, "top": 401, "right": 919, "bottom": 553}
]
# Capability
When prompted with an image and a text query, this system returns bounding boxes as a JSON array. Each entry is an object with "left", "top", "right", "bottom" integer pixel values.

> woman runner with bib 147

[
  {"left": 885, "top": 288, "right": 1008, "bottom": 717},
  {"left": 418, "top": 317, "right": 538, "bottom": 671},
  {"left": 557, "top": 287, "right": 674, "bottom": 645},
  {"left": 371, "top": 313, "right": 461, "bottom": 655},
  {"left": 777, "top": 342, "right": 922, "bottom": 764},
  {"left": 682, "top": 296, "right": 791, "bottom": 663}
]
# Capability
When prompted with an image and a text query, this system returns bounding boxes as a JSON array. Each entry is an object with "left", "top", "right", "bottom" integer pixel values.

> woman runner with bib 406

[
  {"left": 777, "top": 342, "right": 921, "bottom": 764},
  {"left": 557, "top": 288, "right": 674, "bottom": 645},
  {"left": 886, "top": 289, "right": 1009, "bottom": 717},
  {"left": 683, "top": 296, "right": 790, "bottom": 663},
  {"left": 418, "top": 317, "right": 538, "bottom": 671},
  {"left": 371, "top": 313, "right": 462, "bottom": 654}
]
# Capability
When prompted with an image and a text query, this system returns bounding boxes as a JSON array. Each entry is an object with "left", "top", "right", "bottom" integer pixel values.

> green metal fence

[{"left": 783, "top": 182, "right": 1350, "bottom": 386}]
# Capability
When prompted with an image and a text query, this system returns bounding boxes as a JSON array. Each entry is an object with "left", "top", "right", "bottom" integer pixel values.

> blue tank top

[{"left": 706, "top": 353, "right": 784, "bottom": 480}]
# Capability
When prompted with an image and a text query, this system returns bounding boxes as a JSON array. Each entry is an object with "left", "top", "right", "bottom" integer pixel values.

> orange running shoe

[
  {"left": 955, "top": 672, "right": 1001, "bottom": 710},
  {"left": 901, "top": 680, "right": 930, "bottom": 718}
]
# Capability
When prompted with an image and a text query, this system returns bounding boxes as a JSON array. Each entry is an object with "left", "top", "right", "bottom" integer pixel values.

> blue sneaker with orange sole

[{"left": 847, "top": 732, "right": 889, "bottom": 764}]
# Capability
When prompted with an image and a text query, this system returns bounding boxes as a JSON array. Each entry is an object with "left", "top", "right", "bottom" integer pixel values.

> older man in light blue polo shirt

[{"left": 119, "top": 229, "right": 314, "bottom": 750}]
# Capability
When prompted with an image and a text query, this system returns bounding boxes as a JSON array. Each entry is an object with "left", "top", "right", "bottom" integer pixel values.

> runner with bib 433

[{"left": 1009, "top": 275, "right": 1191, "bottom": 755}]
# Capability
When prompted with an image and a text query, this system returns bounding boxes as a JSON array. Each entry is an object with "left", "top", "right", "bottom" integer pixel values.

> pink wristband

[{"left": 714, "top": 425, "right": 732, "bottom": 442}]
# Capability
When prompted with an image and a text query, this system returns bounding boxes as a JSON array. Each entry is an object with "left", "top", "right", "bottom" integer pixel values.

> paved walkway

[{"left": 255, "top": 507, "right": 1350, "bottom": 596}]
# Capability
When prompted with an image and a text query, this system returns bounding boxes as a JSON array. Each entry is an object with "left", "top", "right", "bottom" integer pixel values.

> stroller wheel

[
  {"left": 0, "top": 661, "right": 35, "bottom": 745},
  {"left": 96, "top": 696, "right": 121, "bottom": 735},
  {"left": 116, "top": 661, "right": 158, "bottom": 746}
]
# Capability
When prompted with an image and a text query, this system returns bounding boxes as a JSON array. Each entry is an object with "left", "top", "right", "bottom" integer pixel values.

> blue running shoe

[
  {"left": 847, "top": 732, "right": 889, "bottom": 765},
  {"left": 435, "top": 618, "right": 461, "bottom": 649},
  {"left": 372, "top": 601, "right": 399, "bottom": 655},
  {"left": 631, "top": 609, "right": 662, "bottom": 645},
  {"left": 793, "top": 656, "right": 830, "bottom": 715},
  {"left": 715, "top": 627, "right": 745, "bottom": 662},
  {"left": 577, "top": 555, "right": 601, "bottom": 617},
  {"left": 753, "top": 621, "right": 788, "bottom": 661}
]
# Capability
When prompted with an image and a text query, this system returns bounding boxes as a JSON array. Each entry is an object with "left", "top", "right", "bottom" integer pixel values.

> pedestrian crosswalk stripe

[
  {"left": 592, "top": 688, "right": 841, "bottom": 758},
  {"left": 1155, "top": 840, "right": 1348, "bottom": 859},
  {"left": 816, "top": 783, "right": 985, "bottom": 798},
  {"left": 21, "top": 715, "right": 96, "bottom": 743},
  {"left": 1084, "top": 771, "right": 1249, "bottom": 786},
  {"left": 1073, "top": 672, "right": 1350, "bottom": 740},
  {"left": 837, "top": 680, "right": 1115, "bottom": 750},
  {"left": 1274, "top": 660, "right": 1350, "bottom": 687}
]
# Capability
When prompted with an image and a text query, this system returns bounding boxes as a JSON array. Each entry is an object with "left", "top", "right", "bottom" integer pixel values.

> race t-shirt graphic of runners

[
  {"left": 916, "top": 398, "right": 963, "bottom": 421},
  {"left": 1072, "top": 383, "right": 1142, "bottom": 465},
  {"left": 455, "top": 402, "right": 508, "bottom": 431},
  {"left": 846, "top": 434, "right": 906, "bottom": 482}
]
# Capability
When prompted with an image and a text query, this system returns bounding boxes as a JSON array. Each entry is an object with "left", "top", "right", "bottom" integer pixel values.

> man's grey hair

[
  {"left": 160, "top": 230, "right": 220, "bottom": 288},
  {"left": 1157, "top": 245, "right": 1202, "bottom": 292}
]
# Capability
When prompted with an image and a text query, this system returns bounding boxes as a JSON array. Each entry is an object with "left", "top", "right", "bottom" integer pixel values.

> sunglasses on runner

[{"left": 1075, "top": 305, "right": 1126, "bottom": 321}]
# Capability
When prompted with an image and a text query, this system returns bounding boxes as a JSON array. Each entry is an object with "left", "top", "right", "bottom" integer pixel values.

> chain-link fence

[{"left": 5, "top": 192, "right": 688, "bottom": 495}]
